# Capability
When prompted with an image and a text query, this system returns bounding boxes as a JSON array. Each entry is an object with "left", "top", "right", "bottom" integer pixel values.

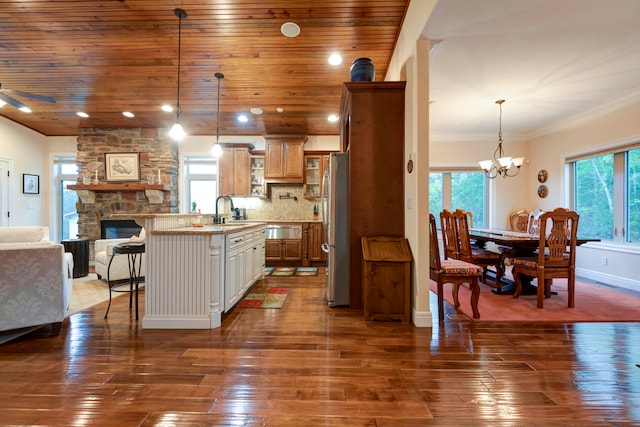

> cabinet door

[
  {"left": 264, "top": 139, "right": 304, "bottom": 182},
  {"left": 264, "top": 142, "right": 285, "bottom": 179},
  {"left": 283, "top": 142, "right": 304, "bottom": 180},
  {"left": 304, "top": 155, "right": 322, "bottom": 198},
  {"left": 249, "top": 154, "right": 266, "bottom": 198},
  {"left": 307, "top": 223, "right": 326, "bottom": 262},
  {"left": 265, "top": 240, "right": 282, "bottom": 261},
  {"left": 282, "top": 239, "right": 302, "bottom": 261},
  {"left": 219, "top": 147, "right": 249, "bottom": 196},
  {"left": 225, "top": 251, "right": 239, "bottom": 311}
]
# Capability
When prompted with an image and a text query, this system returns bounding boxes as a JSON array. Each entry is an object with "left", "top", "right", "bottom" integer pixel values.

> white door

[{"left": 0, "top": 158, "right": 13, "bottom": 226}]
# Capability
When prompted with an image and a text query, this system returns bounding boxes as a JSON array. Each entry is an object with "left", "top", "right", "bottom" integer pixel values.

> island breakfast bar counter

[{"left": 109, "top": 214, "right": 266, "bottom": 329}]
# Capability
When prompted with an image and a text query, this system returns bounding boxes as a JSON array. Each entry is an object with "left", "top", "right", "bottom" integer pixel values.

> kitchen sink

[{"left": 264, "top": 224, "right": 302, "bottom": 240}]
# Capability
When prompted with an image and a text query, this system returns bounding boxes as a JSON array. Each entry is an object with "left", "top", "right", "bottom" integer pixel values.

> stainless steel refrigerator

[{"left": 321, "top": 152, "right": 350, "bottom": 307}]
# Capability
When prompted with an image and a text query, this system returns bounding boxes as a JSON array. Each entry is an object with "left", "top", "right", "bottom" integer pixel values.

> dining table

[{"left": 468, "top": 228, "right": 597, "bottom": 295}]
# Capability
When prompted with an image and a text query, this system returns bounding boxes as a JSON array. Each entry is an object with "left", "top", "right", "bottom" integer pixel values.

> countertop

[{"left": 152, "top": 222, "right": 265, "bottom": 236}]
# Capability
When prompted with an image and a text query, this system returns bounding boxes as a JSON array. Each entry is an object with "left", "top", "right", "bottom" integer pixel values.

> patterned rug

[
  {"left": 264, "top": 267, "right": 318, "bottom": 276},
  {"left": 237, "top": 288, "right": 289, "bottom": 309}
]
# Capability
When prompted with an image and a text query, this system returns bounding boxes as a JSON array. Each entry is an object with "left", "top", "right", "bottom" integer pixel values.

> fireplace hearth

[{"left": 101, "top": 220, "right": 142, "bottom": 239}]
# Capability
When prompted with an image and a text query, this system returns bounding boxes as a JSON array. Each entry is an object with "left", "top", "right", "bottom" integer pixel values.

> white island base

[{"left": 114, "top": 214, "right": 265, "bottom": 329}]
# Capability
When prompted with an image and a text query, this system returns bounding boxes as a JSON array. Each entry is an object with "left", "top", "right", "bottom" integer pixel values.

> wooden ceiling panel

[{"left": 0, "top": 1, "right": 409, "bottom": 136}]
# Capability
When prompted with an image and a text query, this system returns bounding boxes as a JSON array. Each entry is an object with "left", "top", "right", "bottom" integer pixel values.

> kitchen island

[{"left": 110, "top": 214, "right": 265, "bottom": 329}]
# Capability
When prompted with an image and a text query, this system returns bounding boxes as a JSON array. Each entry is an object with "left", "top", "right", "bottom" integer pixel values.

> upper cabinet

[
  {"left": 304, "top": 153, "right": 330, "bottom": 199},
  {"left": 263, "top": 135, "right": 306, "bottom": 183},
  {"left": 219, "top": 144, "right": 250, "bottom": 196},
  {"left": 249, "top": 152, "right": 267, "bottom": 198}
]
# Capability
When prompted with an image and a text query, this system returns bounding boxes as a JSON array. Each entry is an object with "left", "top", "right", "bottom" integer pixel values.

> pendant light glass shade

[
  {"left": 478, "top": 99, "right": 526, "bottom": 179},
  {"left": 212, "top": 72, "right": 225, "bottom": 158},
  {"left": 170, "top": 8, "right": 187, "bottom": 141}
]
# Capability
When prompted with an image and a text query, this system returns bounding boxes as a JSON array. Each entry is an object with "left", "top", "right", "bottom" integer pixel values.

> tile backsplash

[{"left": 233, "top": 184, "right": 322, "bottom": 221}]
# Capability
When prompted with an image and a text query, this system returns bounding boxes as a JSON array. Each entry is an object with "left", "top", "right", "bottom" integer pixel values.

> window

[
  {"left": 183, "top": 156, "right": 218, "bottom": 213},
  {"left": 429, "top": 171, "right": 487, "bottom": 228},
  {"left": 569, "top": 146, "right": 639, "bottom": 244},
  {"left": 53, "top": 158, "right": 79, "bottom": 241}
]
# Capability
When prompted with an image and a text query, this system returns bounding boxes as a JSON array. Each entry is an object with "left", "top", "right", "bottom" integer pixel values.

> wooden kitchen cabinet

[
  {"left": 219, "top": 145, "right": 249, "bottom": 196},
  {"left": 265, "top": 239, "right": 302, "bottom": 262},
  {"left": 302, "top": 222, "right": 326, "bottom": 266},
  {"left": 249, "top": 153, "right": 267, "bottom": 198},
  {"left": 341, "top": 82, "right": 406, "bottom": 310},
  {"left": 304, "top": 153, "right": 330, "bottom": 198},
  {"left": 263, "top": 135, "right": 306, "bottom": 183}
]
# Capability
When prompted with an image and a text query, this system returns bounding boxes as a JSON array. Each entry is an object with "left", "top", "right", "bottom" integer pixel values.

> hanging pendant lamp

[
  {"left": 169, "top": 8, "right": 187, "bottom": 141},
  {"left": 478, "top": 99, "right": 525, "bottom": 179},
  {"left": 212, "top": 72, "right": 224, "bottom": 158}
]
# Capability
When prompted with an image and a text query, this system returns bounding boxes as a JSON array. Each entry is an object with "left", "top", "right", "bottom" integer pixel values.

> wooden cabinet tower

[{"left": 339, "top": 81, "right": 406, "bottom": 310}]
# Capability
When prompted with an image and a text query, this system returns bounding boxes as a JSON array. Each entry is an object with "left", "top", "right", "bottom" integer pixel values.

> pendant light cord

[
  {"left": 215, "top": 72, "right": 224, "bottom": 143},
  {"left": 174, "top": 9, "right": 187, "bottom": 122}
]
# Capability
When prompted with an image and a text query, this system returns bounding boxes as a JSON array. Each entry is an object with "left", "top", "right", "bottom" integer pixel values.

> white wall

[{"left": 0, "top": 116, "right": 50, "bottom": 226}]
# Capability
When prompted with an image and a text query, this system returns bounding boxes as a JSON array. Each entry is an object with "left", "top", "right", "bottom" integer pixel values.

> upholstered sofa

[
  {"left": 0, "top": 226, "right": 74, "bottom": 335},
  {"left": 94, "top": 230, "right": 146, "bottom": 283}
]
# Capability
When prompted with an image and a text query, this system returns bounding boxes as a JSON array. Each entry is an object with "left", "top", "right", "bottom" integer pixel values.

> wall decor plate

[
  {"left": 538, "top": 184, "right": 548, "bottom": 198},
  {"left": 537, "top": 169, "right": 548, "bottom": 183}
]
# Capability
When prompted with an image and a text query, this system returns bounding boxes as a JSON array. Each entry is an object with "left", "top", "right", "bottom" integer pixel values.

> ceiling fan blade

[
  {"left": 3, "top": 88, "right": 56, "bottom": 104},
  {"left": 0, "top": 92, "right": 29, "bottom": 110}
]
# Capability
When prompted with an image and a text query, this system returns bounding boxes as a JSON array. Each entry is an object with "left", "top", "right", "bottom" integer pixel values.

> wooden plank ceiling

[{"left": 0, "top": 1, "right": 409, "bottom": 137}]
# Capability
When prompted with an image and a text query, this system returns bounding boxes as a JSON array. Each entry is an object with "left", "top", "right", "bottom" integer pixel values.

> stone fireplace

[{"left": 74, "top": 128, "right": 179, "bottom": 257}]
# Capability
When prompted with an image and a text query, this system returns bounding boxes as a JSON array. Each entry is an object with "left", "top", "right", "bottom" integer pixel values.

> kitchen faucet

[{"left": 213, "top": 195, "right": 235, "bottom": 224}]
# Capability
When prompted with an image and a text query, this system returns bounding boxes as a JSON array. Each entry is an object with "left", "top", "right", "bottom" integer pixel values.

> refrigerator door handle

[{"left": 321, "top": 168, "right": 330, "bottom": 253}]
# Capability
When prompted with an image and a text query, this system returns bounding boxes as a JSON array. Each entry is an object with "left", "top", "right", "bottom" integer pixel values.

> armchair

[{"left": 94, "top": 236, "right": 146, "bottom": 283}]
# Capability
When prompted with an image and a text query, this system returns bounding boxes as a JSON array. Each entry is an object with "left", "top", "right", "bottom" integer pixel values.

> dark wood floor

[{"left": 1, "top": 270, "right": 639, "bottom": 426}]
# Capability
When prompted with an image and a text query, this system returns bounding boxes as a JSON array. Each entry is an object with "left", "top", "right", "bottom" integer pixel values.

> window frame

[{"left": 429, "top": 168, "right": 489, "bottom": 229}]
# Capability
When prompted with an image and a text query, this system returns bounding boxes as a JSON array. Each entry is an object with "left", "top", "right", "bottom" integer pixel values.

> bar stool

[{"left": 104, "top": 241, "right": 145, "bottom": 320}]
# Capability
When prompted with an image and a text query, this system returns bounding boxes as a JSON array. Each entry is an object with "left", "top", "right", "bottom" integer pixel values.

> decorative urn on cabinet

[{"left": 350, "top": 58, "right": 375, "bottom": 82}]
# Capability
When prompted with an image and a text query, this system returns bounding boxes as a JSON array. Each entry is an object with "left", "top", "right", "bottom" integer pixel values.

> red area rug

[
  {"left": 237, "top": 287, "right": 289, "bottom": 309},
  {"left": 430, "top": 277, "right": 640, "bottom": 322}
]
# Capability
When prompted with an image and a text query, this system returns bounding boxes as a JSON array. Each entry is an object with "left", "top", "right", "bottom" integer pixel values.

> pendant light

[
  {"left": 212, "top": 72, "right": 224, "bottom": 158},
  {"left": 169, "top": 8, "right": 187, "bottom": 141},
  {"left": 478, "top": 99, "right": 525, "bottom": 179}
]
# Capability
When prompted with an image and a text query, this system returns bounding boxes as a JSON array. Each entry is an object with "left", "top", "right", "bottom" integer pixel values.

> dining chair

[
  {"left": 439, "top": 209, "right": 459, "bottom": 260},
  {"left": 527, "top": 209, "right": 544, "bottom": 235},
  {"left": 509, "top": 209, "right": 529, "bottom": 232},
  {"left": 511, "top": 208, "right": 580, "bottom": 309},
  {"left": 429, "top": 214, "right": 483, "bottom": 322},
  {"left": 454, "top": 209, "right": 505, "bottom": 288}
]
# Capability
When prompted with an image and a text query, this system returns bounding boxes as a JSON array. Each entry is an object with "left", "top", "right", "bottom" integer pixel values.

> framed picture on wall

[
  {"left": 104, "top": 152, "right": 140, "bottom": 182},
  {"left": 23, "top": 173, "right": 39, "bottom": 194}
]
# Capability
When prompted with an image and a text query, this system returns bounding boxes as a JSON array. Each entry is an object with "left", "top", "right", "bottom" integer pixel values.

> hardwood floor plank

[{"left": 0, "top": 269, "right": 639, "bottom": 425}]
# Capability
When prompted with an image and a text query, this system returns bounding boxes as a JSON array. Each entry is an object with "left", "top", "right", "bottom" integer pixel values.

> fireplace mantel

[{"left": 67, "top": 183, "right": 171, "bottom": 204}]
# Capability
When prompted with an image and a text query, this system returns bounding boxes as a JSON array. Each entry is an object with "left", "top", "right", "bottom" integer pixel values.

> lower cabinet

[
  {"left": 225, "top": 226, "right": 265, "bottom": 312},
  {"left": 265, "top": 239, "right": 302, "bottom": 262},
  {"left": 303, "top": 222, "right": 326, "bottom": 266}
]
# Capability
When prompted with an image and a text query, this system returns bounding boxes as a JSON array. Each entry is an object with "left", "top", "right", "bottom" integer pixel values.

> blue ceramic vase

[{"left": 350, "top": 58, "right": 375, "bottom": 82}]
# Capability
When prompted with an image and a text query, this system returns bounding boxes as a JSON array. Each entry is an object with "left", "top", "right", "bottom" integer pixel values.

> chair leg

[
  {"left": 513, "top": 269, "right": 522, "bottom": 298},
  {"left": 537, "top": 273, "right": 545, "bottom": 309},
  {"left": 437, "top": 281, "right": 445, "bottom": 323},
  {"left": 568, "top": 270, "right": 575, "bottom": 308},
  {"left": 469, "top": 278, "right": 480, "bottom": 319},
  {"left": 452, "top": 283, "right": 461, "bottom": 309}
]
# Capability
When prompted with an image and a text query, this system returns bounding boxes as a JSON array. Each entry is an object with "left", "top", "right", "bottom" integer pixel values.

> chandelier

[
  {"left": 478, "top": 99, "right": 525, "bottom": 179},
  {"left": 211, "top": 72, "right": 224, "bottom": 158},
  {"left": 169, "top": 8, "right": 187, "bottom": 141}
]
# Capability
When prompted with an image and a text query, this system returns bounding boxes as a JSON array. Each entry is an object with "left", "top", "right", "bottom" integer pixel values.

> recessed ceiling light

[
  {"left": 0, "top": 100, "right": 6, "bottom": 107},
  {"left": 280, "top": 22, "right": 300, "bottom": 38},
  {"left": 122, "top": 111, "right": 135, "bottom": 118},
  {"left": 237, "top": 114, "right": 248, "bottom": 123},
  {"left": 276, "top": 107, "right": 284, "bottom": 113},
  {"left": 328, "top": 114, "right": 338, "bottom": 123},
  {"left": 161, "top": 104, "right": 173, "bottom": 112},
  {"left": 19, "top": 106, "right": 31, "bottom": 113},
  {"left": 328, "top": 53, "right": 343, "bottom": 66},
  {"left": 250, "top": 107, "right": 263, "bottom": 115},
  {"left": 77, "top": 112, "right": 89, "bottom": 118}
]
